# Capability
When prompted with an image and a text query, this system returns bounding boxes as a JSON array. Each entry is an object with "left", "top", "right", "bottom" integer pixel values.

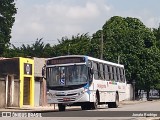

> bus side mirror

[{"left": 90, "top": 68, "right": 94, "bottom": 75}]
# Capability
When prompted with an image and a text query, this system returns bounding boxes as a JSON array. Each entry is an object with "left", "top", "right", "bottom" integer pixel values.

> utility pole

[
  {"left": 100, "top": 30, "right": 103, "bottom": 60},
  {"left": 118, "top": 55, "right": 120, "bottom": 64}
]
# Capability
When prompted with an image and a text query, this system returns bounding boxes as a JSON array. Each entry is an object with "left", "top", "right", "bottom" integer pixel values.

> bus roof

[{"left": 46, "top": 55, "right": 124, "bottom": 68}]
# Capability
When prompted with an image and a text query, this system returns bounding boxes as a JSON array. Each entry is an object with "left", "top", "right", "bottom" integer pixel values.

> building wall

[
  {"left": 126, "top": 84, "right": 133, "bottom": 100},
  {"left": 34, "top": 58, "right": 47, "bottom": 106},
  {"left": 0, "top": 78, "right": 6, "bottom": 108},
  {"left": 34, "top": 81, "right": 40, "bottom": 106},
  {"left": 34, "top": 58, "right": 45, "bottom": 77},
  {"left": 0, "top": 75, "right": 20, "bottom": 108},
  {"left": 0, "top": 57, "right": 36, "bottom": 108},
  {"left": 12, "top": 79, "right": 20, "bottom": 107}
]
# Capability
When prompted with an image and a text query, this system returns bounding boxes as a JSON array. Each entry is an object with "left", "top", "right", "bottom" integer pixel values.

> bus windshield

[{"left": 47, "top": 64, "right": 88, "bottom": 87}]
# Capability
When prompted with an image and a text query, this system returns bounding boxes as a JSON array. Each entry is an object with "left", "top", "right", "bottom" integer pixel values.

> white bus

[{"left": 44, "top": 55, "right": 127, "bottom": 111}]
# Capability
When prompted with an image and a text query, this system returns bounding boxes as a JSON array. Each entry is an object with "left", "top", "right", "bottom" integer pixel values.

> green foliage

[
  {"left": 92, "top": 16, "right": 160, "bottom": 91},
  {"left": 153, "top": 25, "right": 160, "bottom": 49},
  {"left": 3, "top": 15, "right": 160, "bottom": 92},
  {"left": 53, "top": 33, "right": 92, "bottom": 56},
  {"left": 0, "top": 0, "right": 17, "bottom": 56},
  {"left": 4, "top": 38, "right": 54, "bottom": 58}
]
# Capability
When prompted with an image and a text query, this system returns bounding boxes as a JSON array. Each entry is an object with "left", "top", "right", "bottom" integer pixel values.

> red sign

[
  {"left": 97, "top": 84, "right": 106, "bottom": 89},
  {"left": 63, "top": 98, "right": 70, "bottom": 101}
]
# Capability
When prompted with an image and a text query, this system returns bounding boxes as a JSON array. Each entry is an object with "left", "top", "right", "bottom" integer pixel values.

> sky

[{"left": 11, "top": 0, "right": 160, "bottom": 47}]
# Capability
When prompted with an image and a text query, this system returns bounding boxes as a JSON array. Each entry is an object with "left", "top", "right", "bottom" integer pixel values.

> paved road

[{"left": 0, "top": 100, "right": 160, "bottom": 120}]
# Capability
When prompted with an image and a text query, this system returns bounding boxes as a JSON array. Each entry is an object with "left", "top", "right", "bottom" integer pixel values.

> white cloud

[
  {"left": 66, "top": 2, "right": 100, "bottom": 19},
  {"left": 145, "top": 17, "right": 160, "bottom": 28},
  {"left": 11, "top": 0, "right": 160, "bottom": 47},
  {"left": 11, "top": 0, "right": 112, "bottom": 46}
]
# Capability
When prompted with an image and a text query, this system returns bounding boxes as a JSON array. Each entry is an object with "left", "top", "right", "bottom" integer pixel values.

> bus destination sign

[{"left": 47, "top": 57, "right": 85, "bottom": 65}]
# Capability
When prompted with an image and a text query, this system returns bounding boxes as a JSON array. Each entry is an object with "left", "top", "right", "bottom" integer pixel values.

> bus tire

[
  {"left": 81, "top": 105, "right": 87, "bottom": 110},
  {"left": 81, "top": 103, "right": 91, "bottom": 110},
  {"left": 108, "top": 93, "right": 119, "bottom": 108},
  {"left": 91, "top": 95, "right": 98, "bottom": 109},
  {"left": 58, "top": 104, "right": 66, "bottom": 111}
]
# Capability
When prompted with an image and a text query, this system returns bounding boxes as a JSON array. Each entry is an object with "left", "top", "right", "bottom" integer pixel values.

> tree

[
  {"left": 53, "top": 33, "right": 92, "bottom": 56},
  {"left": 91, "top": 16, "right": 160, "bottom": 99},
  {"left": 43, "top": 43, "right": 55, "bottom": 58},
  {"left": 0, "top": 0, "right": 17, "bottom": 56},
  {"left": 3, "top": 38, "right": 53, "bottom": 58},
  {"left": 153, "top": 24, "right": 160, "bottom": 98},
  {"left": 19, "top": 38, "right": 47, "bottom": 57},
  {"left": 153, "top": 24, "right": 160, "bottom": 49}
]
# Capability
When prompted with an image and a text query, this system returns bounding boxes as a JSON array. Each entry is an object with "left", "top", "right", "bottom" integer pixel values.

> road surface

[{"left": 0, "top": 100, "right": 160, "bottom": 120}]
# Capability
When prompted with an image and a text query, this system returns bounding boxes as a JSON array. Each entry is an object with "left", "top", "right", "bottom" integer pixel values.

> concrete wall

[
  {"left": 34, "top": 58, "right": 45, "bottom": 77},
  {"left": 12, "top": 79, "right": 20, "bottom": 107},
  {"left": 34, "top": 81, "right": 40, "bottom": 106},
  {"left": 0, "top": 76, "right": 20, "bottom": 108},
  {"left": 0, "top": 78, "right": 6, "bottom": 108},
  {"left": 34, "top": 58, "right": 47, "bottom": 106},
  {"left": 125, "top": 84, "right": 133, "bottom": 100}
]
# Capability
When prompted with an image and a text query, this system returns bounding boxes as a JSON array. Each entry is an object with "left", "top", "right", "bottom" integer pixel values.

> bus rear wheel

[
  {"left": 108, "top": 93, "right": 119, "bottom": 108},
  {"left": 58, "top": 104, "right": 66, "bottom": 111}
]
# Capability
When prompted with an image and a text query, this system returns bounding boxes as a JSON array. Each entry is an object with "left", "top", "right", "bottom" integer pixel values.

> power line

[{"left": 10, "top": 39, "right": 59, "bottom": 44}]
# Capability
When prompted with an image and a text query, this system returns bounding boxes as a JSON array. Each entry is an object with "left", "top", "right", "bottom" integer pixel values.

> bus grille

[{"left": 56, "top": 93, "right": 77, "bottom": 96}]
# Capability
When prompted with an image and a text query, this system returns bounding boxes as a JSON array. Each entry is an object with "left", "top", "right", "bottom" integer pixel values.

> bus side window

[
  {"left": 111, "top": 66, "right": 114, "bottom": 80},
  {"left": 121, "top": 68, "right": 125, "bottom": 83},
  {"left": 123, "top": 69, "right": 126, "bottom": 82},
  {"left": 113, "top": 67, "right": 117, "bottom": 82},
  {"left": 120, "top": 68, "right": 124, "bottom": 82},
  {"left": 109, "top": 66, "right": 113, "bottom": 80},
  {"left": 116, "top": 67, "right": 120, "bottom": 82},
  {"left": 108, "top": 66, "right": 111, "bottom": 80},
  {"left": 93, "top": 62, "right": 99, "bottom": 80},
  {"left": 104, "top": 65, "right": 109, "bottom": 81},
  {"left": 99, "top": 63, "right": 104, "bottom": 80},
  {"left": 88, "top": 60, "right": 93, "bottom": 79}
]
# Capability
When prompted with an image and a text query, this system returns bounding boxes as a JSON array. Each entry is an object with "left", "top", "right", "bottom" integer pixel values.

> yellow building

[
  {"left": 0, "top": 57, "right": 34, "bottom": 108},
  {"left": 19, "top": 57, "right": 34, "bottom": 107}
]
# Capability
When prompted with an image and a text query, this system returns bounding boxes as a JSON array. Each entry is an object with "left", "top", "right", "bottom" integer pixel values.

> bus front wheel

[
  {"left": 91, "top": 95, "right": 98, "bottom": 109},
  {"left": 58, "top": 104, "right": 66, "bottom": 111},
  {"left": 81, "top": 103, "right": 91, "bottom": 110}
]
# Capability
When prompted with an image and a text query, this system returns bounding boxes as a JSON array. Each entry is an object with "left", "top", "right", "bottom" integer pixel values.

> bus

[{"left": 44, "top": 55, "right": 127, "bottom": 111}]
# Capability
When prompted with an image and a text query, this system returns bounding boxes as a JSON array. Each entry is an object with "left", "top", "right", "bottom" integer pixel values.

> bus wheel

[
  {"left": 58, "top": 104, "right": 66, "bottom": 111},
  {"left": 108, "top": 93, "right": 119, "bottom": 108},
  {"left": 81, "top": 105, "right": 87, "bottom": 110},
  {"left": 81, "top": 103, "right": 91, "bottom": 110},
  {"left": 91, "top": 96, "right": 98, "bottom": 109},
  {"left": 115, "top": 93, "right": 119, "bottom": 107}
]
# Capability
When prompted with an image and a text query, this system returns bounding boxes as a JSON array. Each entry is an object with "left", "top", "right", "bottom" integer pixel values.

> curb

[{"left": 120, "top": 99, "right": 160, "bottom": 105}]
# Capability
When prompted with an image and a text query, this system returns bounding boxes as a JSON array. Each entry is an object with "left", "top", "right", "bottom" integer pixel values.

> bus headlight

[{"left": 81, "top": 88, "right": 88, "bottom": 94}]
